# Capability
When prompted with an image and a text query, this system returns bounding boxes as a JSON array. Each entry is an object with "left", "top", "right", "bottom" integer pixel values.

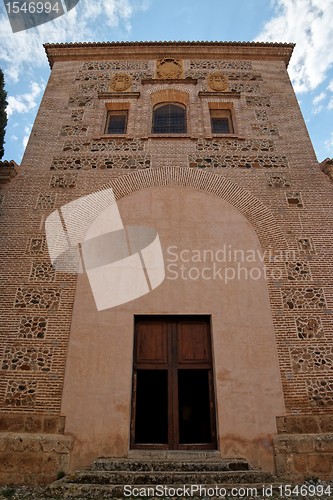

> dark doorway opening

[
  {"left": 135, "top": 370, "right": 168, "bottom": 444},
  {"left": 131, "top": 316, "right": 217, "bottom": 450},
  {"left": 178, "top": 369, "right": 212, "bottom": 444}
]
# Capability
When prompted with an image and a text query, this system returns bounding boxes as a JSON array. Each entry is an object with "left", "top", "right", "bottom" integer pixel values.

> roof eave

[{"left": 43, "top": 41, "right": 295, "bottom": 69}]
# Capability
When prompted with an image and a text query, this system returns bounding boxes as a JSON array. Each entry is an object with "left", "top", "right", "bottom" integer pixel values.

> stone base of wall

[
  {"left": 274, "top": 415, "right": 333, "bottom": 481},
  {"left": 0, "top": 432, "right": 73, "bottom": 485}
]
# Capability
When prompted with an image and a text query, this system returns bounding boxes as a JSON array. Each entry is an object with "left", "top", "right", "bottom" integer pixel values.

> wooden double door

[{"left": 131, "top": 316, "right": 217, "bottom": 449}]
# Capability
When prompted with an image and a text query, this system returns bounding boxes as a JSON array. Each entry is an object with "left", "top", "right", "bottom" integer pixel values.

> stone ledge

[
  {"left": 0, "top": 413, "right": 65, "bottom": 434},
  {"left": 276, "top": 415, "right": 333, "bottom": 434}
]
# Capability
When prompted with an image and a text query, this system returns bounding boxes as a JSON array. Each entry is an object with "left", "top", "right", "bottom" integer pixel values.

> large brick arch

[{"left": 103, "top": 167, "right": 288, "bottom": 251}]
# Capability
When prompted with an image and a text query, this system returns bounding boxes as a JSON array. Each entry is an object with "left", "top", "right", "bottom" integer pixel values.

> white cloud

[
  {"left": 313, "top": 105, "right": 323, "bottom": 115},
  {"left": 328, "top": 97, "right": 333, "bottom": 110},
  {"left": 6, "top": 81, "right": 45, "bottom": 117},
  {"left": 22, "top": 125, "right": 32, "bottom": 149},
  {"left": 328, "top": 80, "right": 333, "bottom": 92},
  {"left": 0, "top": 0, "right": 148, "bottom": 83},
  {"left": 313, "top": 92, "right": 326, "bottom": 105},
  {"left": 312, "top": 91, "right": 326, "bottom": 114},
  {"left": 255, "top": 0, "right": 333, "bottom": 93},
  {"left": 324, "top": 132, "right": 333, "bottom": 154}
]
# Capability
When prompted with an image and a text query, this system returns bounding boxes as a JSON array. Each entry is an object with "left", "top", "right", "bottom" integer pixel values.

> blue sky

[{"left": 0, "top": 0, "right": 333, "bottom": 163}]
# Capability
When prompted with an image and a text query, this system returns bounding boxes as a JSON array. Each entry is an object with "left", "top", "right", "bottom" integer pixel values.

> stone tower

[{"left": 0, "top": 41, "right": 332, "bottom": 484}]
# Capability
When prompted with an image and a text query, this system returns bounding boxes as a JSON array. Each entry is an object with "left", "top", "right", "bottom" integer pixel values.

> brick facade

[{"left": 0, "top": 41, "right": 332, "bottom": 483}]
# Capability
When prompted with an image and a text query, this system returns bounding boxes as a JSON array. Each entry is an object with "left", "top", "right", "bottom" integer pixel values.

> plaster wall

[{"left": 61, "top": 186, "right": 285, "bottom": 472}]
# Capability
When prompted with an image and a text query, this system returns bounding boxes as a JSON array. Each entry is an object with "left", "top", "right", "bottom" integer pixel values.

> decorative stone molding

[
  {"left": 0, "top": 160, "right": 19, "bottom": 183},
  {"left": 81, "top": 60, "right": 150, "bottom": 71},
  {"left": 51, "top": 155, "right": 151, "bottom": 170},
  {"left": 267, "top": 174, "right": 290, "bottom": 188},
  {"left": 35, "top": 193, "right": 56, "bottom": 210},
  {"left": 307, "top": 378, "right": 333, "bottom": 407},
  {"left": 246, "top": 96, "right": 271, "bottom": 107},
  {"left": 290, "top": 346, "right": 333, "bottom": 373},
  {"left": 207, "top": 72, "right": 229, "bottom": 91},
  {"left": 189, "top": 155, "right": 288, "bottom": 170},
  {"left": 156, "top": 58, "right": 183, "bottom": 79},
  {"left": 60, "top": 125, "right": 88, "bottom": 137},
  {"left": 286, "top": 192, "right": 303, "bottom": 208},
  {"left": 320, "top": 158, "right": 333, "bottom": 182},
  {"left": 26, "top": 236, "right": 46, "bottom": 255},
  {"left": 286, "top": 261, "right": 311, "bottom": 281},
  {"left": 281, "top": 287, "right": 326, "bottom": 310},
  {"left": 4, "top": 379, "right": 37, "bottom": 407},
  {"left": 297, "top": 237, "right": 315, "bottom": 253},
  {"left": 190, "top": 60, "right": 253, "bottom": 71},
  {"left": 295, "top": 317, "right": 323, "bottom": 340},
  {"left": 1, "top": 345, "right": 53, "bottom": 372},
  {"left": 50, "top": 173, "right": 78, "bottom": 188},
  {"left": 252, "top": 123, "right": 279, "bottom": 136},
  {"left": 29, "top": 261, "right": 56, "bottom": 282},
  {"left": 109, "top": 73, "right": 132, "bottom": 92},
  {"left": 14, "top": 287, "right": 61, "bottom": 310},
  {"left": 196, "top": 138, "right": 275, "bottom": 153},
  {"left": 63, "top": 138, "right": 145, "bottom": 154},
  {"left": 18, "top": 316, "right": 48, "bottom": 339}
]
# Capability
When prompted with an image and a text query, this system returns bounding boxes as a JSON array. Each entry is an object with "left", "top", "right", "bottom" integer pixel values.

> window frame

[
  {"left": 105, "top": 109, "right": 128, "bottom": 135},
  {"left": 152, "top": 102, "right": 187, "bottom": 135},
  {"left": 209, "top": 108, "right": 234, "bottom": 135}
]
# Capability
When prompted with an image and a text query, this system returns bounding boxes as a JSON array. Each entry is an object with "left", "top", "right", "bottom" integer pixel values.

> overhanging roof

[{"left": 43, "top": 41, "right": 295, "bottom": 68}]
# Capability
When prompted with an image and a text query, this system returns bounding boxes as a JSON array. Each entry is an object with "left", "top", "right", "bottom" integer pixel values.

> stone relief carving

[
  {"left": 207, "top": 72, "right": 229, "bottom": 91},
  {"left": 109, "top": 73, "right": 132, "bottom": 92},
  {"left": 156, "top": 58, "right": 183, "bottom": 79}
]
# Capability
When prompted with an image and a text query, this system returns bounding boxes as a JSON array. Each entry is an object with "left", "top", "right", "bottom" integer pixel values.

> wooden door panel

[
  {"left": 132, "top": 316, "right": 216, "bottom": 450},
  {"left": 177, "top": 321, "right": 210, "bottom": 365},
  {"left": 135, "top": 320, "right": 168, "bottom": 366}
]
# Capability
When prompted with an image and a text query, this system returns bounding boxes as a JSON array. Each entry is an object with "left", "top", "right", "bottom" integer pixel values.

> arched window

[{"left": 152, "top": 103, "right": 186, "bottom": 134}]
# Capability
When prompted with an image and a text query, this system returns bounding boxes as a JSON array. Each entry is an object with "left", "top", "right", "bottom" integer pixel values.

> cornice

[{"left": 43, "top": 41, "right": 295, "bottom": 69}]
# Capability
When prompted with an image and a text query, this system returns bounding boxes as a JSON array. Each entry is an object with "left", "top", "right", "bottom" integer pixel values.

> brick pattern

[{"left": 0, "top": 48, "right": 332, "bottom": 422}]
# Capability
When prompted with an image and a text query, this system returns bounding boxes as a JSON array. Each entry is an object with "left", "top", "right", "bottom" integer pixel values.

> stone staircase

[{"left": 46, "top": 453, "right": 276, "bottom": 499}]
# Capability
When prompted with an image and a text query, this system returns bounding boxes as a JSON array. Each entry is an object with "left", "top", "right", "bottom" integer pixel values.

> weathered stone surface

[
  {"left": 273, "top": 433, "right": 333, "bottom": 480},
  {"left": 0, "top": 433, "right": 73, "bottom": 485},
  {"left": 307, "top": 454, "right": 332, "bottom": 473}
]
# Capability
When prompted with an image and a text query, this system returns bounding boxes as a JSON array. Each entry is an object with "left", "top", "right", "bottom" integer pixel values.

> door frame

[{"left": 130, "top": 315, "right": 217, "bottom": 450}]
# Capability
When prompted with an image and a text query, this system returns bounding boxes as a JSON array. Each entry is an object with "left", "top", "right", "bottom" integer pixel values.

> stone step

[
  {"left": 47, "top": 481, "right": 280, "bottom": 500},
  {"left": 57, "top": 469, "right": 273, "bottom": 485},
  {"left": 92, "top": 458, "right": 251, "bottom": 472}
]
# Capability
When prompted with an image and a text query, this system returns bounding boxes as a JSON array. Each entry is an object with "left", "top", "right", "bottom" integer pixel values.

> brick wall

[{"left": 0, "top": 43, "right": 332, "bottom": 471}]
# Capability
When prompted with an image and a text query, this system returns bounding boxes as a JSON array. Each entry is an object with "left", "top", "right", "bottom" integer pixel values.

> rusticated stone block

[
  {"left": 276, "top": 415, "right": 320, "bottom": 434},
  {"left": 0, "top": 433, "right": 73, "bottom": 485},
  {"left": 318, "top": 415, "right": 333, "bottom": 433},
  {"left": 273, "top": 433, "right": 333, "bottom": 480},
  {"left": 292, "top": 454, "right": 308, "bottom": 473},
  {"left": 273, "top": 434, "right": 292, "bottom": 454},
  {"left": 290, "top": 434, "right": 315, "bottom": 454},
  {"left": 25, "top": 416, "right": 43, "bottom": 433},
  {"left": 274, "top": 452, "right": 294, "bottom": 476},
  {"left": 43, "top": 416, "right": 60, "bottom": 433},
  {"left": 314, "top": 433, "right": 333, "bottom": 452},
  {"left": 307, "top": 453, "right": 332, "bottom": 473},
  {"left": 0, "top": 415, "right": 25, "bottom": 433}
]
